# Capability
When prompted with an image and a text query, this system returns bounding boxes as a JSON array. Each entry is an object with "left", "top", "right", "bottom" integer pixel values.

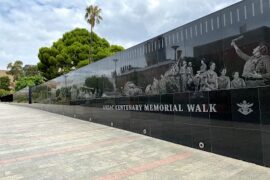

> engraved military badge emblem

[{"left": 237, "top": 100, "right": 253, "bottom": 116}]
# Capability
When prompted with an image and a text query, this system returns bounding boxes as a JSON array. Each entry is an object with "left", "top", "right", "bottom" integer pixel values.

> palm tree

[{"left": 85, "top": 5, "right": 103, "bottom": 64}]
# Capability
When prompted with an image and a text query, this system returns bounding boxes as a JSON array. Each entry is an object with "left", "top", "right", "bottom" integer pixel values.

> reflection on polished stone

[{"left": 12, "top": 0, "right": 270, "bottom": 167}]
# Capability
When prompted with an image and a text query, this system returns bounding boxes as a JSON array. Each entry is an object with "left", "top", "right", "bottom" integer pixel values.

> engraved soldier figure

[
  {"left": 199, "top": 58, "right": 208, "bottom": 91},
  {"left": 252, "top": 44, "right": 270, "bottom": 85},
  {"left": 204, "top": 62, "right": 218, "bottom": 91},
  {"left": 186, "top": 62, "right": 194, "bottom": 89},
  {"left": 193, "top": 71, "right": 201, "bottom": 91},
  {"left": 180, "top": 60, "right": 188, "bottom": 92},
  {"left": 159, "top": 75, "right": 167, "bottom": 94},
  {"left": 199, "top": 58, "right": 207, "bottom": 73},
  {"left": 163, "top": 58, "right": 181, "bottom": 93},
  {"left": 231, "top": 40, "right": 265, "bottom": 87},
  {"left": 218, "top": 68, "right": 230, "bottom": 89},
  {"left": 187, "top": 62, "right": 194, "bottom": 78},
  {"left": 152, "top": 78, "right": 160, "bottom": 94},
  {"left": 231, "top": 72, "right": 246, "bottom": 89}
]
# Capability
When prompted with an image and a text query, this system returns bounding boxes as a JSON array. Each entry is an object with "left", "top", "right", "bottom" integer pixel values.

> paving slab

[{"left": 0, "top": 103, "right": 269, "bottom": 179}]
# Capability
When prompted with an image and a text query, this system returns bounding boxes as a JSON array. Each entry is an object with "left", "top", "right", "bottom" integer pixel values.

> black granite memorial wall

[{"left": 13, "top": 0, "right": 270, "bottom": 167}]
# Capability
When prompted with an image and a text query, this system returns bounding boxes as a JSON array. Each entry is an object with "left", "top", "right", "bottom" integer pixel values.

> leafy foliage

[
  {"left": 23, "top": 65, "right": 40, "bottom": 77},
  {"left": 0, "top": 89, "right": 10, "bottom": 97},
  {"left": 110, "top": 45, "right": 125, "bottom": 54},
  {"left": 37, "top": 28, "right": 124, "bottom": 80},
  {"left": 0, "top": 76, "right": 10, "bottom": 91},
  {"left": 77, "top": 60, "right": 90, "bottom": 69},
  {"left": 0, "top": 76, "right": 11, "bottom": 97},
  {"left": 6, "top": 61, "right": 44, "bottom": 91},
  {"left": 15, "top": 75, "right": 44, "bottom": 91}
]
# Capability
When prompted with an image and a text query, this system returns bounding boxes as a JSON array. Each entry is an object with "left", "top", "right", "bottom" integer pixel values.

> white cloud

[{"left": 0, "top": 0, "right": 240, "bottom": 69}]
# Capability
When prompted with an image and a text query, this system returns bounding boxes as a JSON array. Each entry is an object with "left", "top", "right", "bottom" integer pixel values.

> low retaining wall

[
  {"left": 0, "top": 94, "right": 13, "bottom": 102},
  {"left": 13, "top": 87, "right": 270, "bottom": 167}
]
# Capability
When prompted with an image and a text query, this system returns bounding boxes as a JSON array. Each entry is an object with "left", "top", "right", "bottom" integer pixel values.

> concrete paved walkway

[{"left": 0, "top": 103, "right": 270, "bottom": 180}]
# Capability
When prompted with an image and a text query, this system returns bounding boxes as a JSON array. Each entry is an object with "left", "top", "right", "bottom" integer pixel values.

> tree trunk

[{"left": 89, "top": 27, "right": 93, "bottom": 64}]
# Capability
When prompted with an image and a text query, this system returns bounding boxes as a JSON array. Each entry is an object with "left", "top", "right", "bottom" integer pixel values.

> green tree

[
  {"left": 37, "top": 28, "right": 124, "bottom": 80},
  {"left": 0, "top": 76, "right": 10, "bottom": 91},
  {"left": 7, "top": 60, "right": 24, "bottom": 81},
  {"left": 37, "top": 47, "right": 61, "bottom": 80},
  {"left": 110, "top": 45, "right": 125, "bottom": 54},
  {"left": 77, "top": 60, "right": 89, "bottom": 68},
  {"left": 85, "top": 5, "right": 103, "bottom": 64},
  {"left": 23, "top": 65, "right": 40, "bottom": 76},
  {"left": 15, "top": 75, "right": 44, "bottom": 91}
]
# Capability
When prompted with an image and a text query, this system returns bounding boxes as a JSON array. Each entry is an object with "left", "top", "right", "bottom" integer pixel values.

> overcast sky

[{"left": 0, "top": 0, "right": 240, "bottom": 70}]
